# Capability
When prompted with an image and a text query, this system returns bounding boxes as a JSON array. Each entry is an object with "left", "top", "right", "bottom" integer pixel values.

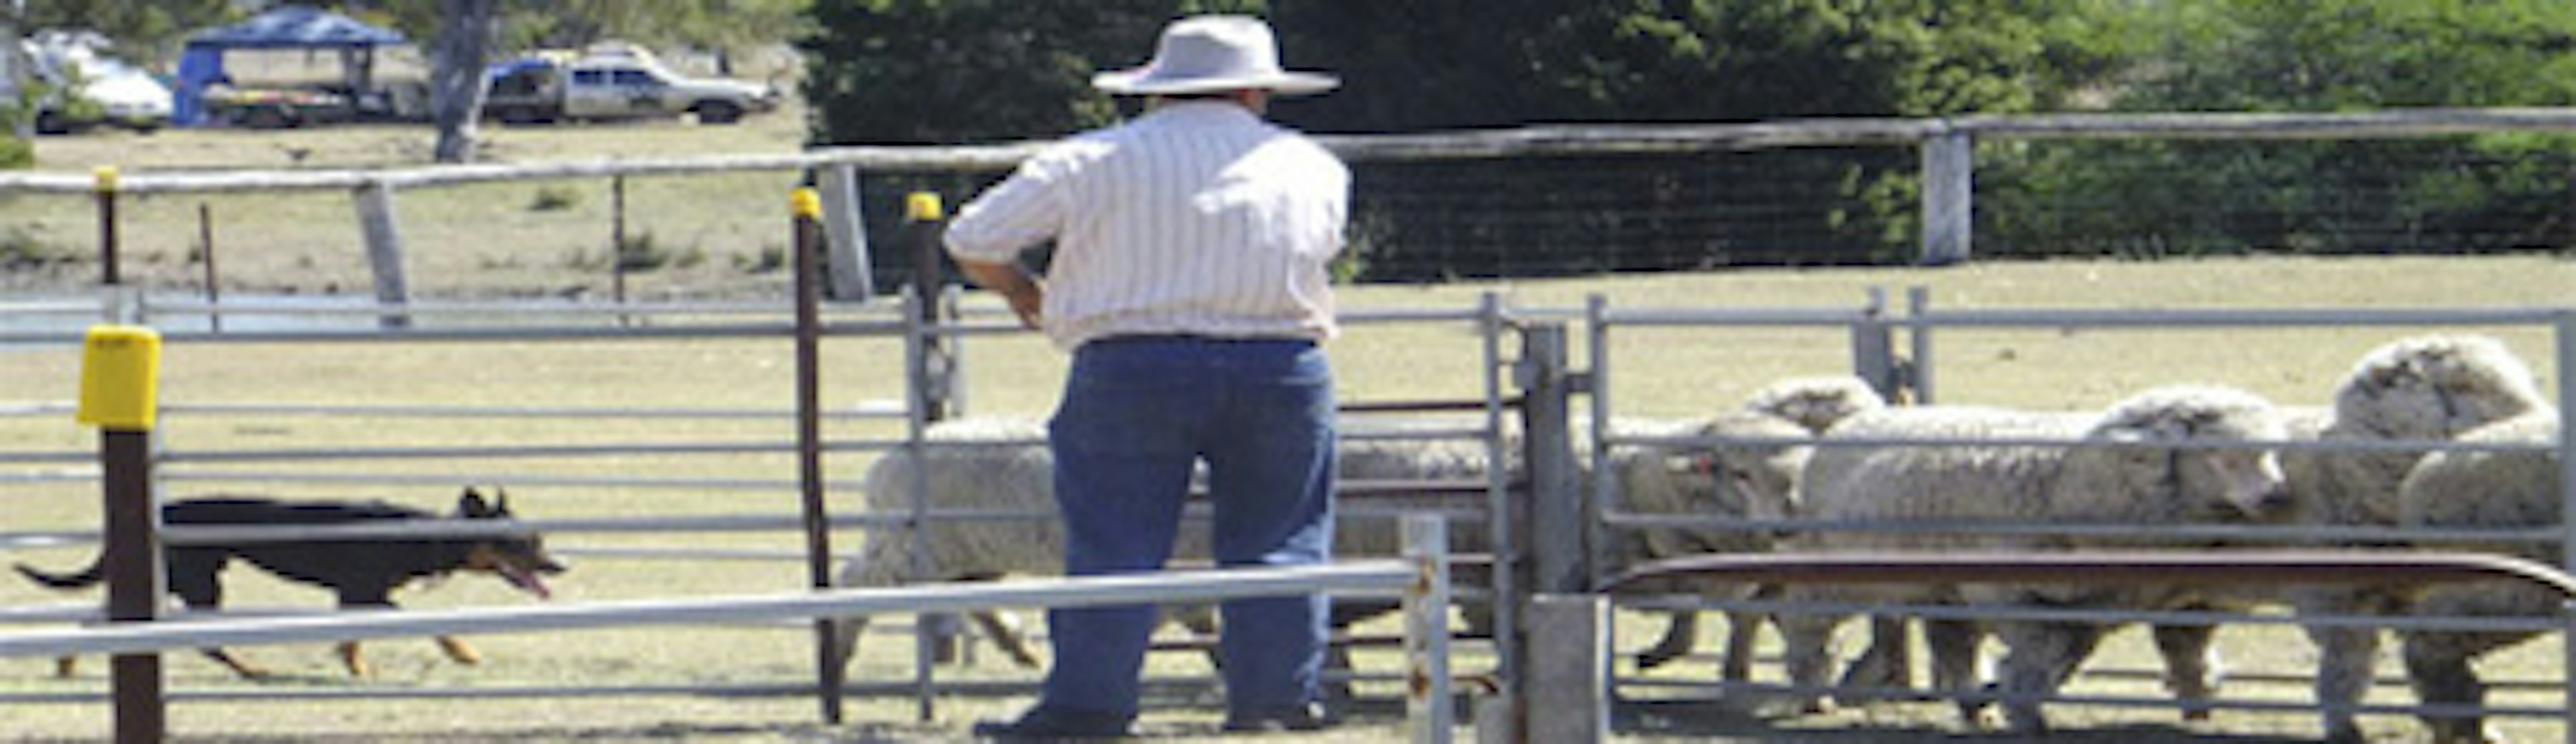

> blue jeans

[{"left": 1039, "top": 335, "right": 1337, "bottom": 719}]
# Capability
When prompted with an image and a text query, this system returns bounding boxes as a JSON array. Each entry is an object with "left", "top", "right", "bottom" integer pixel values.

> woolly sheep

[
  {"left": 2392, "top": 413, "right": 2561, "bottom": 744},
  {"left": 828, "top": 409, "right": 1815, "bottom": 684},
  {"left": 1628, "top": 376, "right": 1885, "bottom": 676},
  {"left": 826, "top": 416, "right": 1502, "bottom": 676},
  {"left": 1601, "top": 413, "right": 1813, "bottom": 678},
  {"left": 2267, "top": 335, "right": 2551, "bottom": 743},
  {"left": 1775, "top": 384, "right": 2293, "bottom": 733}
]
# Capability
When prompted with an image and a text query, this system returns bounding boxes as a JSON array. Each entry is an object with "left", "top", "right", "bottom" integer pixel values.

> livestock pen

[
  {"left": 1586, "top": 297, "right": 2576, "bottom": 743},
  {"left": 4, "top": 108, "right": 2576, "bottom": 741},
  {"left": 8, "top": 275, "right": 2576, "bottom": 741}
]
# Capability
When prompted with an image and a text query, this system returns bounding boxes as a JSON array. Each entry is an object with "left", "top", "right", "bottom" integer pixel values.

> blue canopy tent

[{"left": 172, "top": 5, "right": 408, "bottom": 126}]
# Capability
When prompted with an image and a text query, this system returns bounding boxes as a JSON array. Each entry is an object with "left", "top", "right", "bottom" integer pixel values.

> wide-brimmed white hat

[{"left": 1091, "top": 15, "right": 1338, "bottom": 97}]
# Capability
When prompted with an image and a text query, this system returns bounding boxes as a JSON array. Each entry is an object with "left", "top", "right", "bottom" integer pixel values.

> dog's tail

[{"left": 14, "top": 560, "right": 105, "bottom": 590}]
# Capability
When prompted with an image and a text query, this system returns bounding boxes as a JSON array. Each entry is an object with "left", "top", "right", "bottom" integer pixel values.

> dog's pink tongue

[{"left": 502, "top": 566, "right": 553, "bottom": 600}]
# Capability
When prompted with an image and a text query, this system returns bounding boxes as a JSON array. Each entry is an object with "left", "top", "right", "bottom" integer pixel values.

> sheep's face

[
  {"left": 2339, "top": 335, "right": 2547, "bottom": 441},
  {"left": 1691, "top": 448, "right": 1803, "bottom": 523},
  {"left": 2185, "top": 446, "right": 2293, "bottom": 521},
  {"left": 1697, "top": 414, "right": 1813, "bottom": 524},
  {"left": 2088, "top": 385, "right": 2295, "bottom": 522}
]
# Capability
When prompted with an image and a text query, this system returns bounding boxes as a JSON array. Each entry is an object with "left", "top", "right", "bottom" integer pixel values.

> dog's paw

[{"left": 436, "top": 636, "right": 484, "bottom": 666}]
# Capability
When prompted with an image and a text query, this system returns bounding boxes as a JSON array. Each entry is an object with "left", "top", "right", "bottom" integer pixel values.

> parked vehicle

[
  {"left": 23, "top": 31, "right": 173, "bottom": 134},
  {"left": 482, "top": 46, "right": 780, "bottom": 125}
]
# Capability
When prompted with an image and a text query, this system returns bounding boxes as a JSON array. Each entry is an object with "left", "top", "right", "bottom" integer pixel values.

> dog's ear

[
  {"left": 458, "top": 488, "right": 496, "bottom": 518},
  {"left": 494, "top": 488, "right": 513, "bottom": 517}
]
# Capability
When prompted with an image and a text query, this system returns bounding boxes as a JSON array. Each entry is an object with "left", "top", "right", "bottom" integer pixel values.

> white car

[{"left": 25, "top": 32, "right": 175, "bottom": 134}]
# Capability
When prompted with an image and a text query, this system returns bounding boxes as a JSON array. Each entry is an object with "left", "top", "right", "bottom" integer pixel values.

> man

[{"left": 943, "top": 14, "right": 1349, "bottom": 740}]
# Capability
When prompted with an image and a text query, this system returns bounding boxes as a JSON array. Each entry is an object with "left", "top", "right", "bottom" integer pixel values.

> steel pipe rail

[
  {"left": 0, "top": 562, "right": 1414, "bottom": 659},
  {"left": 1608, "top": 549, "right": 2576, "bottom": 598}
]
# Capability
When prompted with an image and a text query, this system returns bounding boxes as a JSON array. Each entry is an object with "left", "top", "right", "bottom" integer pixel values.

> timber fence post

[
  {"left": 1919, "top": 127, "right": 1973, "bottom": 266},
  {"left": 818, "top": 164, "right": 873, "bottom": 301},
  {"left": 354, "top": 179, "right": 411, "bottom": 329}
]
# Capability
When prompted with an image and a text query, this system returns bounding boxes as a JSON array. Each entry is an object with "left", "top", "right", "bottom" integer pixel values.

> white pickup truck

[{"left": 483, "top": 50, "right": 781, "bottom": 125}]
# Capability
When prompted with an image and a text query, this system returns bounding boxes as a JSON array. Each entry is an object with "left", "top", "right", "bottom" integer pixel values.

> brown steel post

[
  {"left": 790, "top": 189, "right": 843, "bottom": 725},
  {"left": 612, "top": 175, "right": 629, "bottom": 312},
  {"left": 78, "top": 326, "right": 164, "bottom": 743},
  {"left": 103, "top": 430, "right": 159, "bottom": 743},
  {"left": 905, "top": 193, "right": 952, "bottom": 421},
  {"left": 898, "top": 192, "right": 957, "bottom": 711},
  {"left": 197, "top": 203, "right": 219, "bottom": 333},
  {"left": 95, "top": 166, "right": 120, "bottom": 285}
]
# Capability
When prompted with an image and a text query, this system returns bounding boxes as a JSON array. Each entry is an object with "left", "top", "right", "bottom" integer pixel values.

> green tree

[
  {"left": 802, "top": 0, "right": 1259, "bottom": 146},
  {"left": 369, "top": 0, "right": 812, "bottom": 58},
  {"left": 798, "top": 1, "right": 2133, "bottom": 277},
  {"left": 1985, "top": 0, "right": 2576, "bottom": 257}
]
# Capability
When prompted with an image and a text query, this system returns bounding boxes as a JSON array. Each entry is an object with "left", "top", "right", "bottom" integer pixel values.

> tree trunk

[{"left": 429, "top": 0, "right": 500, "bottom": 164}]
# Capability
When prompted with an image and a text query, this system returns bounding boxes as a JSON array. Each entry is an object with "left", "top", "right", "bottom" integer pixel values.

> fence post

[
  {"left": 1523, "top": 594, "right": 1607, "bottom": 743},
  {"left": 94, "top": 166, "right": 120, "bottom": 285},
  {"left": 898, "top": 191, "right": 956, "bottom": 718},
  {"left": 197, "top": 203, "right": 221, "bottom": 333},
  {"left": 77, "top": 325, "right": 164, "bottom": 744},
  {"left": 788, "top": 188, "right": 843, "bottom": 726},
  {"left": 818, "top": 164, "right": 874, "bottom": 301},
  {"left": 1906, "top": 286, "right": 1936, "bottom": 405},
  {"left": 904, "top": 193, "right": 956, "bottom": 421},
  {"left": 1513, "top": 321, "right": 1584, "bottom": 743},
  {"left": 1403, "top": 513, "right": 1455, "bottom": 744},
  {"left": 1582, "top": 295, "right": 1615, "bottom": 587},
  {"left": 2565, "top": 599, "right": 2575, "bottom": 744},
  {"left": 610, "top": 175, "right": 629, "bottom": 309},
  {"left": 354, "top": 179, "right": 412, "bottom": 329},
  {"left": 1848, "top": 286, "right": 1903, "bottom": 403},
  {"left": 2557, "top": 311, "right": 2575, "bottom": 574},
  {"left": 1919, "top": 127, "right": 1973, "bottom": 266}
]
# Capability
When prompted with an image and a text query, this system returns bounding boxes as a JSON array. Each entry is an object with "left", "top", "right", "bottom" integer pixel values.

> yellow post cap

[
  {"left": 789, "top": 187, "right": 822, "bottom": 220},
  {"left": 906, "top": 192, "right": 944, "bottom": 221},
  {"left": 93, "top": 166, "right": 119, "bottom": 193},
  {"left": 76, "top": 325, "right": 160, "bottom": 430}
]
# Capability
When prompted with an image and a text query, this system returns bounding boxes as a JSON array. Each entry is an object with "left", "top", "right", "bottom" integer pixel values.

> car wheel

[
  {"left": 694, "top": 101, "right": 743, "bottom": 125},
  {"left": 241, "top": 107, "right": 294, "bottom": 129}
]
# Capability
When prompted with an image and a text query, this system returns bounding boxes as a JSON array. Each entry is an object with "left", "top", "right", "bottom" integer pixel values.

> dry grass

[{"left": 2, "top": 117, "right": 2573, "bottom": 742}]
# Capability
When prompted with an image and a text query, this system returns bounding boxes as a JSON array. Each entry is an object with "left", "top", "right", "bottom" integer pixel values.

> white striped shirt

[{"left": 943, "top": 101, "right": 1350, "bottom": 351}]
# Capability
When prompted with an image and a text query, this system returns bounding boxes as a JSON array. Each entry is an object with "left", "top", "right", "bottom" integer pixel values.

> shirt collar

[{"left": 1140, "top": 99, "right": 1262, "bottom": 125}]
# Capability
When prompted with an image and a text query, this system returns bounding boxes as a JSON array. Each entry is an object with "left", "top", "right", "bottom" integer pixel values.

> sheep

[
  {"left": 1737, "top": 374, "right": 1891, "bottom": 434},
  {"left": 1628, "top": 376, "right": 1886, "bottom": 676},
  {"left": 1811, "top": 335, "right": 2542, "bottom": 736},
  {"left": 2391, "top": 412, "right": 2561, "bottom": 744},
  {"left": 1774, "top": 384, "right": 2294, "bottom": 733},
  {"left": 2265, "top": 335, "right": 2552, "bottom": 743},
  {"left": 828, "top": 409, "right": 1819, "bottom": 688},
  {"left": 1605, "top": 413, "right": 1814, "bottom": 684},
  {"left": 826, "top": 415, "right": 1505, "bottom": 676}
]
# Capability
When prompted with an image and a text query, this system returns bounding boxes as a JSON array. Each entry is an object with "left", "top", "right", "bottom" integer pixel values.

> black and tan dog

[{"left": 14, "top": 488, "right": 564, "bottom": 678}]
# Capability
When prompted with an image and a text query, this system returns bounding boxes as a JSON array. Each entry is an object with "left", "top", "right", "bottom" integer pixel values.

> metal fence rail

[{"left": 0, "top": 552, "right": 1458, "bottom": 742}]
